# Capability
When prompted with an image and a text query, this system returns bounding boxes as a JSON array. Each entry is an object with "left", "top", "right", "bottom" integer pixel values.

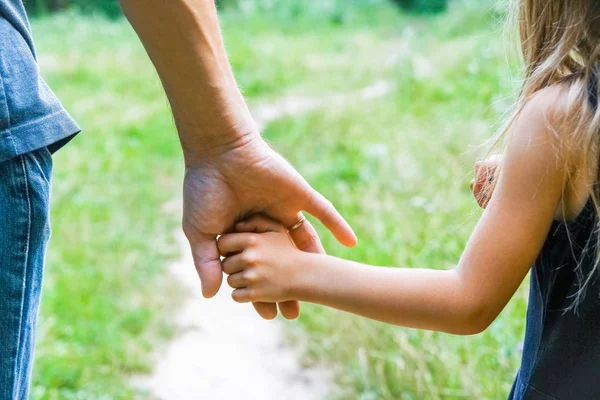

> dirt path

[
  {"left": 138, "top": 81, "right": 393, "bottom": 400},
  {"left": 137, "top": 232, "right": 332, "bottom": 400}
]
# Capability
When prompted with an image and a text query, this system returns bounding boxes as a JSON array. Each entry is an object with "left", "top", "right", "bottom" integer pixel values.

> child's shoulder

[
  {"left": 509, "top": 84, "right": 569, "bottom": 147},
  {"left": 522, "top": 84, "right": 570, "bottom": 125},
  {"left": 517, "top": 82, "right": 589, "bottom": 153},
  {"left": 505, "top": 82, "right": 586, "bottom": 182},
  {"left": 516, "top": 82, "right": 595, "bottom": 218}
]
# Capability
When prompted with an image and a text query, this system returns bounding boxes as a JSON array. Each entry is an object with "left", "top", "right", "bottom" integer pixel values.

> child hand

[
  {"left": 470, "top": 155, "right": 502, "bottom": 209},
  {"left": 232, "top": 216, "right": 301, "bottom": 320},
  {"left": 217, "top": 215, "right": 304, "bottom": 304}
]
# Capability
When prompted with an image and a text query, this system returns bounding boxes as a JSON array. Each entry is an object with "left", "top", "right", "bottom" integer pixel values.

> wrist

[
  {"left": 170, "top": 83, "right": 260, "bottom": 166},
  {"left": 288, "top": 252, "right": 325, "bottom": 303},
  {"left": 182, "top": 128, "right": 261, "bottom": 168}
]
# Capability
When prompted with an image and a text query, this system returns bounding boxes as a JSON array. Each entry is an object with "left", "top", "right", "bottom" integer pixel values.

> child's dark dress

[{"left": 508, "top": 75, "right": 600, "bottom": 400}]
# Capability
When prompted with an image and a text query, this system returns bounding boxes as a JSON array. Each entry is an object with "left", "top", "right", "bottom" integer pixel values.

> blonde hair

[{"left": 497, "top": 0, "right": 600, "bottom": 308}]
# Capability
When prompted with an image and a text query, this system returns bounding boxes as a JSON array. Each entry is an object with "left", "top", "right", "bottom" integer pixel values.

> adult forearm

[
  {"left": 293, "top": 254, "right": 483, "bottom": 335},
  {"left": 119, "top": 0, "right": 256, "bottom": 165}
]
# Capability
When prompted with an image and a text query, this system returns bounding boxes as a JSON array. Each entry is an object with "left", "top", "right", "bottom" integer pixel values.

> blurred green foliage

[
  {"left": 31, "top": 15, "right": 182, "bottom": 399},
  {"left": 30, "top": 0, "right": 522, "bottom": 399},
  {"left": 392, "top": 0, "right": 448, "bottom": 13},
  {"left": 24, "top": 0, "right": 447, "bottom": 19},
  {"left": 25, "top": 0, "right": 121, "bottom": 18}
]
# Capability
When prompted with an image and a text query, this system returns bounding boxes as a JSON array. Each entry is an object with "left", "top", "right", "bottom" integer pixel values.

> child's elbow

[
  {"left": 457, "top": 318, "right": 491, "bottom": 336},
  {"left": 449, "top": 304, "right": 497, "bottom": 336}
]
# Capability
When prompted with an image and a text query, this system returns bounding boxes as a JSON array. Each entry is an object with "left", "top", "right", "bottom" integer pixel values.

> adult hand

[
  {"left": 120, "top": 0, "right": 356, "bottom": 320},
  {"left": 182, "top": 134, "right": 357, "bottom": 318},
  {"left": 470, "top": 155, "right": 502, "bottom": 209}
]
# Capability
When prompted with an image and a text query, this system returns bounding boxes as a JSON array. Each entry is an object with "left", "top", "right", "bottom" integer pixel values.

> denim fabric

[
  {"left": 0, "top": 147, "right": 52, "bottom": 399},
  {"left": 0, "top": 2, "right": 34, "bottom": 56},
  {"left": 0, "top": 3, "right": 80, "bottom": 162}
]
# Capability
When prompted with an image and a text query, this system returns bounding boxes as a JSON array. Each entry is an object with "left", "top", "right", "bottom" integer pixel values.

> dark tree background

[
  {"left": 24, "top": 0, "right": 122, "bottom": 18},
  {"left": 24, "top": 0, "right": 447, "bottom": 18},
  {"left": 392, "top": 0, "right": 447, "bottom": 13}
]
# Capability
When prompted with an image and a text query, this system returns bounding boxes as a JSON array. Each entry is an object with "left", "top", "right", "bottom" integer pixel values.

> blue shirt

[{"left": 0, "top": 1, "right": 80, "bottom": 162}]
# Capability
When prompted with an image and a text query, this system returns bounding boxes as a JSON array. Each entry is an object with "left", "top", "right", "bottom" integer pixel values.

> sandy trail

[
  {"left": 138, "top": 81, "right": 393, "bottom": 400},
  {"left": 138, "top": 232, "right": 332, "bottom": 400}
]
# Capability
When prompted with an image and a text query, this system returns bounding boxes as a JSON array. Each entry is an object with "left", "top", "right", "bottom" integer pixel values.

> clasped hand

[
  {"left": 182, "top": 135, "right": 357, "bottom": 320},
  {"left": 209, "top": 154, "right": 502, "bottom": 317},
  {"left": 218, "top": 216, "right": 304, "bottom": 305}
]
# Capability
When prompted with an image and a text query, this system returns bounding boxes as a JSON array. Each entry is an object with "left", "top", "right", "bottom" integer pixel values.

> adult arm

[{"left": 118, "top": 0, "right": 357, "bottom": 310}]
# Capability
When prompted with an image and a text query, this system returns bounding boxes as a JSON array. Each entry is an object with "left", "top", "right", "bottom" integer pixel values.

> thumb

[
  {"left": 188, "top": 233, "right": 223, "bottom": 298},
  {"left": 303, "top": 188, "right": 357, "bottom": 247}
]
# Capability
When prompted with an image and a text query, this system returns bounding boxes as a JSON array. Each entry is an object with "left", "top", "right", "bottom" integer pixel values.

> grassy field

[
  {"left": 32, "top": 1, "right": 526, "bottom": 398},
  {"left": 31, "top": 12, "right": 184, "bottom": 400}
]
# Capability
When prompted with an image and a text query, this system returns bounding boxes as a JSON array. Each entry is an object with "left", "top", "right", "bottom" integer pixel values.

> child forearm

[{"left": 292, "top": 254, "right": 485, "bottom": 335}]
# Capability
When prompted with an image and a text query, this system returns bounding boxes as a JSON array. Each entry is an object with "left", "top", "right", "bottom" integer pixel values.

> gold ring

[{"left": 287, "top": 215, "right": 307, "bottom": 232}]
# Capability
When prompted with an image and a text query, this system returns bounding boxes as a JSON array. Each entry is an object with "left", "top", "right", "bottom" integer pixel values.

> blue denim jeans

[{"left": 0, "top": 147, "right": 52, "bottom": 399}]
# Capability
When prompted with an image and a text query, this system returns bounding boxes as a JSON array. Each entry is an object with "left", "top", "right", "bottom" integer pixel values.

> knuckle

[
  {"left": 244, "top": 269, "right": 259, "bottom": 283},
  {"left": 242, "top": 250, "right": 258, "bottom": 265},
  {"left": 246, "top": 235, "right": 259, "bottom": 247}
]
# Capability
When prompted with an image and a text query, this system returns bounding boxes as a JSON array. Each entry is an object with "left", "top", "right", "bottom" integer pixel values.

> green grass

[
  {"left": 30, "top": 1, "right": 526, "bottom": 398},
  {"left": 256, "top": 3, "right": 527, "bottom": 399},
  {"left": 31, "top": 14, "right": 183, "bottom": 399}
]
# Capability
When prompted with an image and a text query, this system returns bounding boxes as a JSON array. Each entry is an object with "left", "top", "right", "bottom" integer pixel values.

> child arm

[{"left": 218, "top": 88, "right": 569, "bottom": 334}]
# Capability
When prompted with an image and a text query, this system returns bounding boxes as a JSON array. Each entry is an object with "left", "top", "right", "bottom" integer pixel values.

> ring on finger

[{"left": 287, "top": 214, "right": 307, "bottom": 232}]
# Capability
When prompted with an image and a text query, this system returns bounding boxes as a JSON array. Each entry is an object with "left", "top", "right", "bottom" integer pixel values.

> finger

[
  {"left": 238, "top": 215, "right": 302, "bottom": 319},
  {"left": 232, "top": 288, "right": 252, "bottom": 303},
  {"left": 476, "top": 162, "right": 495, "bottom": 182},
  {"left": 188, "top": 234, "right": 223, "bottom": 298},
  {"left": 289, "top": 218, "right": 325, "bottom": 254},
  {"left": 221, "top": 254, "right": 246, "bottom": 275},
  {"left": 217, "top": 233, "right": 258, "bottom": 256},
  {"left": 227, "top": 271, "right": 248, "bottom": 289},
  {"left": 473, "top": 181, "right": 491, "bottom": 209},
  {"left": 236, "top": 215, "right": 285, "bottom": 233},
  {"left": 303, "top": 189, "right": 357, "bottom": 247},
  {"left": 278, "top": 301, "right": 300, "bottom": 320},
  {"left": 473, "top": 185, "right": 485, "bottom": 205},
  {"left": 478, "top": 189, "right": 490, "bottom": 208},
  {"left": 253, "top": 302, "right": 278, "bottom": 320},
  {"left": 473, "top": 168, "right": 488, "bottom": 191},
  {"left": 472, "top": 179, "right": 483, "bottom": 198}
]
